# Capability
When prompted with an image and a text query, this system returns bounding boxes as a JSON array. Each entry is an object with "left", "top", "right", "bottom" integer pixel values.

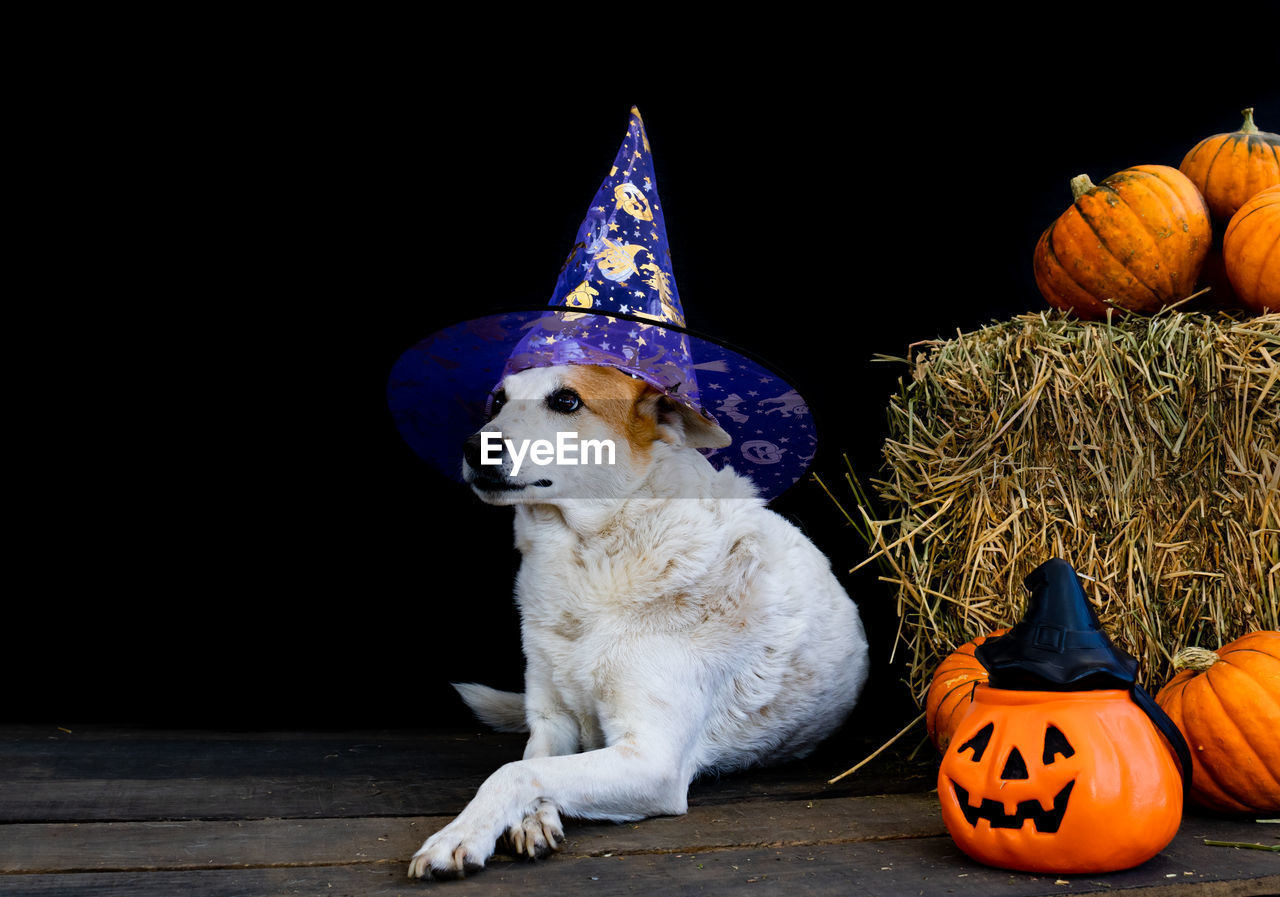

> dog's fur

[{"left": 408, "top": 364, "right": 869, "bottom": 880}]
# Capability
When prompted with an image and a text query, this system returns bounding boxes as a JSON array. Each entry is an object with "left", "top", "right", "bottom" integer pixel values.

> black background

[{"left": 13, "top": 30, "right": 1278, "bottom": 739}]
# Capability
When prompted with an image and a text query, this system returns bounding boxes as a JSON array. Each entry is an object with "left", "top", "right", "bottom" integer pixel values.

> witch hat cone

[
  {"left": 498, "top": 107, "right": 706, "bottom": 416},
  {"left": 976, "top": 558, "right": 1140, "bottom": 691}
]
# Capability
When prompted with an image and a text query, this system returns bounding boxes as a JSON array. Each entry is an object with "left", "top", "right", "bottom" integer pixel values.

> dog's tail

[{"left": 452, "top": 682, "right": 530, "bottom": 733}]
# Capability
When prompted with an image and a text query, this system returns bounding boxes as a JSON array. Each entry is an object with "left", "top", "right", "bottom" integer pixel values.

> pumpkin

[
  {"left": 1033, "top": 165, "right": 1211, "bottom": 319},
  {"left": 925, "top": 630, "right": 1007, "bottom": 752},
  {"left": 938, "top": 686, "right": 1184, "bottom": 874},
  {"left": 1179, "top": 107, "right": 1280, "bottom": 223},
  {"left": 1154, "top": 631, "right": 1280, "bottom": 814},
  {"left": 937, "top": 559, "right": 1188, "bottom": 874},
  {"left": 1221, "top": 184, "right": 1280, "bottom": 312}
]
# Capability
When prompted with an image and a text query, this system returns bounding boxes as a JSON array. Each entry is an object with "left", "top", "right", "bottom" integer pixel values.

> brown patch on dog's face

[
  {"left": 472, "top": 364, "right": 729, "bottom": 504},
  {"left": 560, "top": 366, "right": 661, "bottom": 460},
  {"left": 561, "top": 364, "right": 731, "bottom": 453}
]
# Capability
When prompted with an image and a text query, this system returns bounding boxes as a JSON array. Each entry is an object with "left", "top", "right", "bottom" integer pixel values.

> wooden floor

[{"left": 1, "top": 726, "right": 1276, "bottom": 897}]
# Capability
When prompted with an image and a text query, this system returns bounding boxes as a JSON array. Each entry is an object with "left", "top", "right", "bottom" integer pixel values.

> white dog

[{"left": 408, "top": 363, "right": 869, "bottom": 880}]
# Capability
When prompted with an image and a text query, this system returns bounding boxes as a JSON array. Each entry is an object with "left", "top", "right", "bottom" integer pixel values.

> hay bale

[{"left": 847, "top": 311, "right": 1279, "bottom": 706}]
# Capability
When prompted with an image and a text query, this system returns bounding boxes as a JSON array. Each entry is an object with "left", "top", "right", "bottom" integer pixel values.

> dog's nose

[{"left": 463, "top": 432, "right": 489, "bottom": 470}]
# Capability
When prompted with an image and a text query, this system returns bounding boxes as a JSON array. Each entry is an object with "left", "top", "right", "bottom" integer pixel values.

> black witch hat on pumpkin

[
  {"left": 976, "top": 558, "right": 1193, "bottom": 788},
  {"left": 977, "top": 558, "right": 1139, "bottom": 691}
]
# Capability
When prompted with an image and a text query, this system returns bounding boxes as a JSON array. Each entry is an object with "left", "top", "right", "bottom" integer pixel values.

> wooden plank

[
  {"left": 3, "top": 796, "right": 1276, "bottom": 893},
  {"left": 0, "top": 726, "right": 933, "bottom": 822},
  {"left": 687, "top": 753, "right": 936, "bottom": 805},
  {"left": 0, "top": 817, "right": 445, "bottom": 874},
  {"left": 1, "top": 771, "right": 918, "bottom": 826},
  {"left": 0, "top": 776, "right": 459, "bottom": 823},
  {"left": 0, "top": 728, "right": 520, "bottom": 821},
  {"left": 3, "top": 726, "right": 1274, "bottom": 897},
  {"left": 2, "top": 841, "right": 1275, "bottom": 897},
  {"left": 0, "top": 728, "right": 523, "bottom": 785},
  {"left": 0, "top": 793, "right": 946, "bottom": 873},
  {"left": 566, "top": 792, "right": 945, "bottom": 856}
]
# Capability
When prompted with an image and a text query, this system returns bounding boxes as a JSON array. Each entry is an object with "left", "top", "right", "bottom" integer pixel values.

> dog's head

[{"left": 462, "top": 365, "right": 731, "bottom": 504}]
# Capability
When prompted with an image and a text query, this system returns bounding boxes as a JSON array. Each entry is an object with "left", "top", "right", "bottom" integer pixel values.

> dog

[{"left": 408, "top": 363, "right": 869, "bottom": 880}]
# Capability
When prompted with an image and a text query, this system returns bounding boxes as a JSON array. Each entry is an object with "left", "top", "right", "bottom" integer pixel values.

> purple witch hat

[{"left": 388, "top": 107, "right": 817, "bottom": 500}]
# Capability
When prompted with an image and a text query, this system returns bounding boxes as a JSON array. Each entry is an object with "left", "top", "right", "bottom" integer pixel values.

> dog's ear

[{"left": 637, "top": 389, "right": 732, "bottom": 449}]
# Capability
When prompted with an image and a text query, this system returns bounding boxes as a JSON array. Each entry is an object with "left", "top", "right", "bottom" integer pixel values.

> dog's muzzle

[{"left": 463, "top": 433, "right": 551, "bottom": 492}]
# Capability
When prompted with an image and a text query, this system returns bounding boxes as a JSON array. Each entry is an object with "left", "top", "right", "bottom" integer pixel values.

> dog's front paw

[
  {"left": 505, "top": 799, "right": 564, "bottom": 860},
  {"left": 407, "top": 820, "right": 496, "bottom": 880}
]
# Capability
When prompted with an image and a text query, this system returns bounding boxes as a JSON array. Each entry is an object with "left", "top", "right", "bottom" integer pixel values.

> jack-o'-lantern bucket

[{"left": 937, "top": 558, "right": 1191, "bottom": 874}]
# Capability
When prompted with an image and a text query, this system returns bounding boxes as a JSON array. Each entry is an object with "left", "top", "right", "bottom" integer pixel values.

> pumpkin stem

[
  {"left": 1239, "top": 107, "right": 1258, "bottom": 134},
  {"left": 1070, "top": 174, "right": 1096, "bottom": 200},
  {"left": 1172, "top": 646, "right": 1219, "bottom": 672}
]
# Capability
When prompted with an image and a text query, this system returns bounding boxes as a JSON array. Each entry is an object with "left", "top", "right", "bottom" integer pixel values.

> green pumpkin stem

[
  {"left": 1240, "top": 107, "right": 1258, "bottom": 134},
  {"left": 1172, "top": 646, "right": 1219, "bottom": 672},
  {"left": 1070, "top": 174, "right": 1096, "bottom": 200}
]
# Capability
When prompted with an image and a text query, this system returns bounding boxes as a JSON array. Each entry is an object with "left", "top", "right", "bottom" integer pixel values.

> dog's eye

[
  {"left": 489, "top": 390, "right": 507, "bottom": 419},
  {"left": 547, "top": 388, "right": 582, "bottom": 414}
]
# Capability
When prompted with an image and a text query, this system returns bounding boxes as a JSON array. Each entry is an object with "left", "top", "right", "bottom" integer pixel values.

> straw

[{"left": 843, "top": 310, "right": 1279, "bottom": 706}]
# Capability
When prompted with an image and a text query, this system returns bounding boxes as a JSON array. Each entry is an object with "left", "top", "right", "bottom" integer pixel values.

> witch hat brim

[
  {"left": 388, "top": 305, "right": 817, "bottom": 500},
  {"left": 975, "top": 558, "right": 1140, "bottom": 690},
  {"left": 386, "top": 107, "right": 818, "bottom": 501}
]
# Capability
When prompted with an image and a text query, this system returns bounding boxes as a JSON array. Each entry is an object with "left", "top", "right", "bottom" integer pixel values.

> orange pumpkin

[
  {"left": 1179, "top": 107, "right": 1280, "bottom": 223},
  {"left": 1222, "top": 184, "right": 1280, "bottom": 312},
  {"left": 1033, "top": 165, "right": 1211, "bottom": 319},
  {"left": 1154, "top": 631, "right": 1280, "bottom": 813},
  {"left": 925, "top": 630, "right": 1007, "bottom": 751},
  {"left": 938, "top": 686, "right": 1183, "bottom": 873}
]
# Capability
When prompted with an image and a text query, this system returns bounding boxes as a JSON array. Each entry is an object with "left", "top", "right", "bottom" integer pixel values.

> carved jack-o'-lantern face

[
  {"left": 938, "top": 686, "right": 1182, "bottom": 874},
  {"left": 949, "top": 718, "right": 1078, "bottom": 834}
]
